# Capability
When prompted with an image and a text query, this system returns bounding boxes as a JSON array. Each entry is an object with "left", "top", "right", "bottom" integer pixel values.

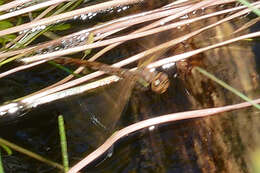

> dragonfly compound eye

[{"left": 151, "top": 72, "right": 170, "bottom": 94}]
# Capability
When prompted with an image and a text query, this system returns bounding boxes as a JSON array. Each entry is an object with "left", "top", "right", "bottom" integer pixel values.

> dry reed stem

[
  {"left": 0, "top": 0, "right": 69, "bottom": 21},
  {"left": 233, "top": 16, "right": 260, "bottom": 34},
  {"left": 148, "top": 31, "right": 260, "bottom": 68},
  {"left": 0, "top": 0, "right": 143, "bottom": 37},
  {"left": 21, "top": 4, "right": 253, "bottom": 64},
  {"left": 17, "top": 30, "right": 260, "bottom": 108},
  {"left": 4, "top": 4, "right": 60, "bottom": 49},
  {"left": 0, "top": 0, "right": 238, "bottom": 60},
  {"left": 0, "top": 0, "right": 246, "bottom": 62},
  {"left": 11, "top": 6, "right": 260, "bottom": 104},
  {"left": 0, "top": 0, "right": 31, "bottom": 12},
  {"left": 0, "top": 3, "right": 187, "bottom": 60}
]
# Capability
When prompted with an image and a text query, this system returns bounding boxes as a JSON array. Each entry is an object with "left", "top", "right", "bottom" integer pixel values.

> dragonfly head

[{"left": 151, "top": 72, "right": 170, "bottom": 94}]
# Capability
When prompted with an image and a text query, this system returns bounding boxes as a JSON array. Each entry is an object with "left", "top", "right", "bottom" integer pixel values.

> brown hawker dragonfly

[{"left": 55, "top": 56, "right": 170, "bottom": 145}]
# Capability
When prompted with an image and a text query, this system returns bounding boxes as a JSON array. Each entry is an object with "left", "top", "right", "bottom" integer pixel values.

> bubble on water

[
  {"left": 162, "top": 62, "right": 175, "bottom": 70},
  {"left": 31, "top": 27, "right": 38, "bottom": 33},
  {"left": 36, "top": 48, "right": 43, "bottom": 54},
  {"left": 148, "top": 126, "right": 155, "bottom": 131},
  {"left": 73, "top": 15, "right": 79, "bottom": 20},
  {"left": 115, "top": 5, "right": 130, "bottom": 13},
  {"left": 47, "top": 46, "right": 54, "bottom": 53},
  {"left": 0, "top": 111, "right": 6, "bottom": 116},
  {"left": 77, "top": 12, "right": 99, "bottom": 21},
  {"left": 78, "top": 34, "right": 87, "bottom": 42},
  {"left": 55, "top": 20, "right": 62, "bottom": 24},
  {"left": 42, "top": 50, "right": 48, "bottom": 54},
  {"left": 68, "top": 38, "right": 74, "bottom": 45},
  {"left": 8, "top": 105, "right": 19, "bottom": 114},
  {"left": 20, "top": 29, "right": 30, "bottom": 34},
  {"left": 160, "top": 21, "right": 166, "bottom": 26},
  {"left": 122, "top": 6, "right": 129, "bottom": 11},
  {"left": 0, "top": 102, "right": 27, "bottom": 117},
  {"left": 28, "top": 25, "right": 47, "bottom": 33},
  {"left": 180, "top": 14, "right": 189, "bottom": 20},
  {"left": 201, "top": 7, "right": 206, "bottom": 14},
  {"left": 80, "top": 14, "right": 88, "bottom": 20},
  {"left": 107, "top": 146, "right": 114, "bottom": 158},
  {"left": 39, "top": 25, "right": 46, "bottom": 30},
  {"left": 88, "top": 12, "right": 98, "bottom": 19},
  {"left": 54, "top": 46, "right": 61, "bottom": 51},
  {"left": 149, "top": 68, "right": 156, "bottom": 72},
  {"left": 8, "top": 0, "right": 44, "bottom": 13},
  {"left": 51, "top": 32, "right": 90, "bottom": 51},
  {"left": 61, "top": 40, "right": 70, "bottom": 49}
]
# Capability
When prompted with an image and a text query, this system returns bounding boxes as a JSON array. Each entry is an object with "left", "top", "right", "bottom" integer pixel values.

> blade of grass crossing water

[
  {"left": 0, "top": 144, "right": 12, "bottom": 156},
  {"left": 0, "top": 138, "right": 63, "bottom": 170},
  {"left": 236, "top": 0, "right": 260, "bottom": 16},
  {"left": 195, "top": 67, "right": 260, "bottom": 110},
  {"left": 0, "top": 150, "right": 4, "bottom": 173},
  {"left": 58, "top": 115, "right": 69, "bottom": 172},
  {"left": 48, "top": 61, "right": 82, "bottom": 78}
]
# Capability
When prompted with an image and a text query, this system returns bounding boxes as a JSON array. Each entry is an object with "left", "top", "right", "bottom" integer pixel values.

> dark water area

[{"left": 0, "top": 1, "right": 260, "bottom": 173}]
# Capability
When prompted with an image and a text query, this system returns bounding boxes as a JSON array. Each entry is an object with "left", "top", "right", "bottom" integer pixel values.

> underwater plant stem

[
  {"left": 195, "top": 67, "right": 260, "bottom": 110},
  {"left": 58, "top": 115, "right": 69, "bottom": 172},
  {"left": 0, "top": 138, "right": 64, "bottom": 170}
]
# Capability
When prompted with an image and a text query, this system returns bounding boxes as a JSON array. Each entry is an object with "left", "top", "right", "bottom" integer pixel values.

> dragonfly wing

[
  {"left": 76, "top": 75, "right": 136, "bottom": 146},
  {"left": 99, "top": 76, "right": 136, "bottom": 131}
]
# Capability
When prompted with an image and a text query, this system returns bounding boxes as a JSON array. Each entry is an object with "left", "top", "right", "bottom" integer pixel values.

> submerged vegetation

[{"left": 0, "top": 0, "right": 259, "bottom": 172}]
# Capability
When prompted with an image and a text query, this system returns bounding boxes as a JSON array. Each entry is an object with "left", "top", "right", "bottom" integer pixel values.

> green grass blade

[
  {"left": 58, "top": 115, "right": 69, "bottom": 172},
  {"left": 0, "top": 150, "right": 4, "bottom": 173},
  {"left": 0, "top": 138, "right": 63, "bottom": 170},
  {"left": 0, "top": 144, "right": 12, "bottom": 156},
  {"left": 236, "top": 0, "right": 260, "bottom": 16},
  {"left": 195, "top": 67, "right": 260, "bottom": 110},
  {"left": 48, "top": 61, "right": 81, "bottom": 77}
]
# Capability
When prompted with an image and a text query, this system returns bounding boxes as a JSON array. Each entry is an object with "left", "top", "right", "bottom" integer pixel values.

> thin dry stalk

[
  {"left": 4, "top": 4, "right": 60, "bottom": 49},
  {"left": 0, "top": 0, "right": 69, "bottom": 21},
  {"left": 6, "top": 4, "right": 259, "bottom": 105},
  {"left": 20, "top": 2, "right": 260, "bottom": 64},
  {"left": 0, "top": 0, "right": 143, "bottom": 37},
  {"left": 0, "top": 0, "right": 32, "bottom": 12}
]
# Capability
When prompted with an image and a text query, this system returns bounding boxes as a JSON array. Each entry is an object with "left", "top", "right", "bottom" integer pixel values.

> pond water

[{"left": 0, "top": 0, "right": 260, "bottom": 173}]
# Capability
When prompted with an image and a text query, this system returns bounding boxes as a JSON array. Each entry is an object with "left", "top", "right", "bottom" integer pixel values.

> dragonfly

[
  {"left": 55, "top": 57, "right": 170, "bottom": 94},
  {"left": 54, "top": 57, "right": 170, "bottom": 140}
]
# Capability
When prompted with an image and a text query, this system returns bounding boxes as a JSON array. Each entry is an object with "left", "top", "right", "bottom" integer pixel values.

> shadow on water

[{"left": 0, "top": 1, "right": 260, "bottom": 173}]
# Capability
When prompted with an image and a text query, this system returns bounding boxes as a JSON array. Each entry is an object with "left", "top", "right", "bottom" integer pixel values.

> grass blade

[
  {"left": 58, "top": 115, "right": 69, "bottom": 172},
  {"left": 0, "top": 144, "right": 12, "bottom": 156},
  {"left": 195, "top": 67, "right": 260, "bottom": 110},
  {"left": 0, "top": 150, "right": 4, "bottom": 173},
  {"left": 236, "top": 0, "right": 260, "bottom": 16},
  {"left": 0, "top": 138, "right": 63, "bottom": 170}
]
